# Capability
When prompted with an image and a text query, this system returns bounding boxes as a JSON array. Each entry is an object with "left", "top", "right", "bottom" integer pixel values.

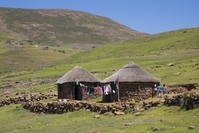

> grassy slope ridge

[
  {"left": 0, "top": 28, "right": 198, "bottom": 89},
  {"left": 70, "top": 28, "right": 199, "bottom": 62},
  {"left": 0, "top": 7, "right": 147, "bottom": 46},
  {"left": 0, "top": 32, "right": 82, "bottom": 75},
  {"left": 67, "top": 28, "right": 199, "bottom": 85}
]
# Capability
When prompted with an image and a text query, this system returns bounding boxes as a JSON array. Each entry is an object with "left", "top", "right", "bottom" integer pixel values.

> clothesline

[{"left": 76, "top": 81, "right": 118, "bottom": 95}]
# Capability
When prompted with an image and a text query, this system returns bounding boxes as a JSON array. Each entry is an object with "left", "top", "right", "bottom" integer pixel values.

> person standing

[
  {"left": 162, "top": 84, "right": 167, "bottom": 96},
  {"left": 158, "top": 84, "right": 162, "bottom": 97},
  {"left": 153, "top": 84, "right": 157, "bottom": 97}
]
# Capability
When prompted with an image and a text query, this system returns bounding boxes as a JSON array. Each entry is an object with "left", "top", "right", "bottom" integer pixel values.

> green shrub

[{"left": 124, "top": 107, "right": 132, "bottom": 114}]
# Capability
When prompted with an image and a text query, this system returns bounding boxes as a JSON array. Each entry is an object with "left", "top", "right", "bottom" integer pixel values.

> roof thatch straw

[
  {"left": 56, "top": 66, "right": 101, "bottom": 84},
  {"left": 102, "top": 62, "right": 160, "bottom": 83}
]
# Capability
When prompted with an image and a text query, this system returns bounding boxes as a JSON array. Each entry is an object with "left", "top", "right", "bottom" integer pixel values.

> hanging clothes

[
  {"left": 84, "top": 86, "right": 87, "bottom": 92},
  {"left": 104, "top": 84, "right": 112, "bottom": 95},
  {"left": 108, "top": 84, "right": 112, "bottom": 94},
  {"left": 100, "top": 87, "right": 103, "bottom": 94},
  {"left": 86, "top": 86, "right": 90, "bottom": 94},
  {"left": 97, "top": 87, "right": 100, "bottom": 94},
  {"left": 102, "top": 86, "right": 105, "bottom": 93}
]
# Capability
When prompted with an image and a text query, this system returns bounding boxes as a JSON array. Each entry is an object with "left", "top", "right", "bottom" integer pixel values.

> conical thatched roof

[
  {"left": 102, "top": 62, "right": 160, "bottom": 83},
  {"left": 56, "top": 66, "right": 101, "bottom": 84}
]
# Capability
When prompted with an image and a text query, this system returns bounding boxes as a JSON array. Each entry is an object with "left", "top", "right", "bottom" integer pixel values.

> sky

[{"left": 0, "top": 0, "right": 199, "bottom": 34}]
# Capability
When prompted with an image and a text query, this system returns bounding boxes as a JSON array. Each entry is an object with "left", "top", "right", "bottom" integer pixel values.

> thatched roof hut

[
  {"left": 102, "top": 62, "right": 160, "bottom": 102},
  {"left": 102, "top": 62, "right": 160, "bottom": 83},
  {"left": 56, "top": 66, "right": 101, "bottom": 84},
  {"left": 56, "top": 66, "right": 101, "bottom": 100}
]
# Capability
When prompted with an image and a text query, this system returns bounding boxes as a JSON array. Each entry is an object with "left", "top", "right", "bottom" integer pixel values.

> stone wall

[
  {"left": 22, "top": 100, "right": 164, "bottom": 114},
  {"left": 4, "top": 92, "right": 199, "bottom": 115},
  {"left": 164, "top": 92, "right": 199, "bottom": 110},
  {"left": 167, "top": 83, "right": 198, "bottom": 94},
  {"left": 0, "top": 92, "right": 56, "bottom": 107},
  {"left": 22, "top": 101, "right": 126, "bottom": 114},
  {"left": 58, "top": 82, "right": 100, "bottom": 100},
  {"left": 58, "top": 83, "right": 73, "bottom": 99},
  {"left": 119, "top": 82, "right": 153, "bottom": 102},
  {"left": 1, "top": 86, "right": 199, "bottom": 115}
]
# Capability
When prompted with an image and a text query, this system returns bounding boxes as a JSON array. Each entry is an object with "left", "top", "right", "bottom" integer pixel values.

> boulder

[
  {"left": 188, "top": 126, "right": 195, "bottom": 129},
  {"left": 114, "top": 111, "right": 125, "bottom": 115},
  {"left": 168, "top": 63, "right": 175, "bottom": 67},
  {"left": 104, "top": 112, "right": 113, "bottom": 116},
  {"left": 134, "top": 112, "right": 141, "bottom": 116},
  {"left": 94, "top": 115, "right": 100, "bottom": 119}
]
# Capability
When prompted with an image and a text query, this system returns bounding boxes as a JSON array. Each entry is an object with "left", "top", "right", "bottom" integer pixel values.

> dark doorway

[
  {"left": 103, "top": 94, "right": 111, "bottom": 102},
  {"left": 74, "top": 84, "right": 82, "bottom": 100}
]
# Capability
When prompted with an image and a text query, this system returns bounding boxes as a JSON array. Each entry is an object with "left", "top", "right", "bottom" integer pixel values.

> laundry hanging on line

[{"left": 78, "top": 82, "right": 118, "bottom": 96}]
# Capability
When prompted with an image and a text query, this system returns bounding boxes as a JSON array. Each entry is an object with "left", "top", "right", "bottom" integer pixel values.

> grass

[
  {"left": 0, "top": 104, "right": 199, "bottom": 133},
  {"left": 0, "top": 28, "right": 199, "bottom": 101},
  {"left": 0, "top": 12, "right": 199, "bottom": 133},
  {"left": 68, "top": 28, "right": 199, "bottom": 63},
  {"left": 65, "top": 28, "right": 199, "bottom": 85},
  {"left": 0, "top": 28, "right": 198, "bottom": 100},
  {"left": 0, "top": 36, "right": 81, "bottom": 78}
]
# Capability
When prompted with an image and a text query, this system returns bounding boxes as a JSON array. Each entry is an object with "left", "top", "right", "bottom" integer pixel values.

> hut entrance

[
  {"left": 74, "top": 83, "right": 82, "bottom": 100},
  {"left": 103, "top": 94, "right": 111, "bottom": 102}
]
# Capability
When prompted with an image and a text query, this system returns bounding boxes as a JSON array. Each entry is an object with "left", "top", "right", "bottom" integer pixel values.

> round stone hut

[
  {"left": 102, "top": 62, "right": 160, "bottom": 102},
  {"left": 56, "top": 66, "right": 101, "bottom": 100}
]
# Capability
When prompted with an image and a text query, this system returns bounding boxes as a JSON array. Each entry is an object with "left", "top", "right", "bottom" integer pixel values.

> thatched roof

[
  {"left": 56, "top": 66, "right": 101, "bottom": 84},
  {"left": 102, "top": 62, "right": 160, "bottom": 83}
]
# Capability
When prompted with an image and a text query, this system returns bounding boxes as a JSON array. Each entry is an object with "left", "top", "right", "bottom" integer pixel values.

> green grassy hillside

[
  {"left": 66, "top": 28, "right": 199, "bottom": 85},
  {"left": 0, "top": 28, "right": 198, "bottom": 98},
  {"left": 0, "top": 27, "right": 199, "bottom": 133},
  {"left": 0, "top": 32, "right": 81, "bottom": 75},
  {"left": 69, "top": 28, "right": 199, "bottom": 62}
]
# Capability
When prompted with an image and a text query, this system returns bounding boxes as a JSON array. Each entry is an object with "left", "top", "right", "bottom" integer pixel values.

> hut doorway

[
  {"left": 74, "top": 83, "right": 82, "bottom": 100},
  {"left": 103, "top": 94, "right": 111, "bottom": 102}
]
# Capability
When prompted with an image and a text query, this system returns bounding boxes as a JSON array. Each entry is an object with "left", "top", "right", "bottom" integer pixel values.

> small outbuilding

[
  {"left": 102, "top": 62, "right": 160, "bottom": 102},
  {"left": 56, "top": 66, "right": 101, "bottom": 100}
]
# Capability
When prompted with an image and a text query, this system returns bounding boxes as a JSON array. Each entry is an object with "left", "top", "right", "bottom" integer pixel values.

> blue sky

[{"left": 0, "top": 0, "right": 198, "bottom": 34}]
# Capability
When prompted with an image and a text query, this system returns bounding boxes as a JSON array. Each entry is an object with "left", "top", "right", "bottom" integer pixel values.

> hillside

[
  {"left": 0, "top": 28, "right": 198, "bottom": 95},
  {"left": 0, "top": 28, "right": 199, "bottom": 133},
  {"left": 0, "top": 31, "right": 82, "bottom": 75},
  {"left": 0, "top": 7, "right": 147, "bottom": 46},
  {"left": 67, "top": 28, "right": 199, "bottom": 85}
]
